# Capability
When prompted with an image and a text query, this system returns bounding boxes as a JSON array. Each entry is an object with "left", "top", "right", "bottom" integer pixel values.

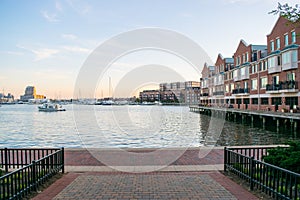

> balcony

[
  {"left": 232, "top": 88, "right": 250, "bottom": 95},
  {"left": 268, "top": 65, "right": 281, "bottom": 74},
  {"left": 240, "top": 73, "right": 249, "bottom": 80},
  {"left": 282, "top": 61, "right": 298, "bottom": 71},
  {"left": 200, "top": 93, "right": 209, "bottom": 97},
  {"left": 266, "top": 81, "right": 298, "bottom": 93},
  {"left": 213, "top": 91, "right": 224, "bottom": 96}
]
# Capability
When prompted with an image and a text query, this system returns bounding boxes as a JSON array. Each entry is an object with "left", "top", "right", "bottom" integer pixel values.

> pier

[{"left": 190, "top": 106, "right": 300, "bottom": 132}]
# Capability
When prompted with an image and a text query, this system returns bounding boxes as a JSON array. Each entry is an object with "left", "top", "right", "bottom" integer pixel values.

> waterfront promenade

[{"left": 33, "top": 147, "right": 260, "bottom": 199}]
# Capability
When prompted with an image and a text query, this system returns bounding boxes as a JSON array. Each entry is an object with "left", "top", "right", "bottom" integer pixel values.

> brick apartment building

[
  {"left": 200, "top": 16, "right": 300, "bottom": 112},
  {"left": 140, "top": 81, "right": 200, "bottom": 104}
]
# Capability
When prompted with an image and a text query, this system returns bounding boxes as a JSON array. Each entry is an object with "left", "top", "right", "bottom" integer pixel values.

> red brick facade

[{"left": 200, "top": 16, "right": 300, "bottom": 112}]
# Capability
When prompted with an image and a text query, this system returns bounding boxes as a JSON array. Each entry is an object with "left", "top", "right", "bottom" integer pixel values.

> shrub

[{"left": 263, "top": 141, "right": 300, "bottom": 174}]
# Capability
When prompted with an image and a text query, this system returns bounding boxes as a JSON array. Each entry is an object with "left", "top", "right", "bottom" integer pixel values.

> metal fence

[
  {"left": 224, "top": 146, "right": 300, "bottom": 200},
  {"left": 0, "top": 148, "right": 64, "bottom": 200}
]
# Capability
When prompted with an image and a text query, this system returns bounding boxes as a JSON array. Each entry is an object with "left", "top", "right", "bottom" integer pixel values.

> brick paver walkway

[{"left": 33, "top": 148, "right": 259, "bottom": 200}]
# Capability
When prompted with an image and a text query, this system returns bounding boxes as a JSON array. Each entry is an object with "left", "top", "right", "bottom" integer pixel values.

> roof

[
  {"left": 282, "top": 44, "right": 299, "bottom": 52},
  {"left": 251, "top": 45, "right": 267, "bottom": 51},
  {"left": 224, "top": 58, "right": 234, "bottom": 63},
  {"left": 208, "top": 66, "right": 215, "bottom": 71}
]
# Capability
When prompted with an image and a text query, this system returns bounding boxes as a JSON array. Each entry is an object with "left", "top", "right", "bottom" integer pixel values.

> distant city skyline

[{"left": 0, "top": 0, "right": 298, "bottom": 98}]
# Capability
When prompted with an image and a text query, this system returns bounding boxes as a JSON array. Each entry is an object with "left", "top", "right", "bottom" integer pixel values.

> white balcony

[
  {"left": 268, "top": 65, "right": 281, "bottom": 74},
  {"left": 240, "top": 74, "right": 249, "bottom": 80},
  {"left": 282, "top": 61, "right": 298, "bottom": 71}
]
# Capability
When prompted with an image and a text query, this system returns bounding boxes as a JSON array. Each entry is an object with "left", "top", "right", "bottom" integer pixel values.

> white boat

[{"left": 38, "top": 103, "right": 66, "bottom": 112}]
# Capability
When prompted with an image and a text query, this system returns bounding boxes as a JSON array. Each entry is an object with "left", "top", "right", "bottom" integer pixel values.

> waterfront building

[
  {"left": 265, "top": 16, "right": 300, "bottom": 112},
  {"left": 200, "top": 16, "right": 299, "bottom": 112},
  {"left": 200, "top": 63, "right": 215, "bottom": 106},
  {"left": 160, "top": 81, "right": 200, "bottom": 104},
  {"left": 139, "top": 90, "right": 160, "bottom": 102},
  {"left": 0, "top": 93, "right": 14, "bottom": 103},
  {"left": 20, "top": 86, "right": 46, "bottom": 102},
  {"left": 139, "top": 81, "right": 200, "bottom": 104}
]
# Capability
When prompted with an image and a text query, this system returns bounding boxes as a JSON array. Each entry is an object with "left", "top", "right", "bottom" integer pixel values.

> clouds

[
  {"left": 17, "top": 45, "right": 59, "bottom": 61},
  {"left": 41, "top": 10, "right": 60, "bottom": 22},
  {"left": 61, "top": 34, "right": 78, "bottom": 40},
  {"left": 16, "top": 42, "right": 92, "bottom": 62}
]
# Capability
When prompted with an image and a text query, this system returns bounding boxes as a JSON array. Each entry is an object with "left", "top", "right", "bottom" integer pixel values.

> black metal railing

[
  {"left": 232, "top": 88, "right": 249, "bottom": 94},
  {"left": 213, "top": 91, "right": 224, "bottom": 96},
  {"left": 224, "top": 146, "right": 300, "bottom": 200},
  {"left": 266, "top": 81, "right": 298, "bottom": 92},
  {"left": 0, "top": 148, "right": 64, "bottom": 200}
]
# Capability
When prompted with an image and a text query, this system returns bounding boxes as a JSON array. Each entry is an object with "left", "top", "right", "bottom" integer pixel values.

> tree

[{"left": 270, "top": 3, "right": 300, "bottom": 24}]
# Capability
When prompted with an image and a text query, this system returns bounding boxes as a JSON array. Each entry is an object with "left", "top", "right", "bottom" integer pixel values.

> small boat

[{"left": 38, "top": 103, "right": 66, "bottom": 112}]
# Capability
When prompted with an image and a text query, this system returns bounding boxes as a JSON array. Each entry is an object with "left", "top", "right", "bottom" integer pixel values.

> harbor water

[{"left": 0, "top": 104, "right": 299, "bottom": 148}]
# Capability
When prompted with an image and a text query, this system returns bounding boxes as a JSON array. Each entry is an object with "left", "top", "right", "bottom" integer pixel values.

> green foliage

[
  {"left": 263, "top": 141, "right": 300, "bottom": 174},
  {"left": 270, "top": 3, "right": 300, "bottom": 23}
]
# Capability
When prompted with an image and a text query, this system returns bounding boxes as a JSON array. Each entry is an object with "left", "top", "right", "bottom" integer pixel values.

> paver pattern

[
  {"left": 54, "top": 173, "right": 236, "bottom": 200},
  {"left": 33, "top": 148, "right": 259, "bottom": 200}
]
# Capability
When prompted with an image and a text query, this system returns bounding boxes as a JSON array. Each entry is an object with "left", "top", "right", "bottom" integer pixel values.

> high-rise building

[{"left": 20, "top": 86, "right": 46, "bottom": 102}]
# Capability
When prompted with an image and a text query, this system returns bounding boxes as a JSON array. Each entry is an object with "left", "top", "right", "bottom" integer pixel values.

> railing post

[
  {"left": 224, "top": 147, "right": 227, "bottom": 172},
  {"left": 250, "top": 156, "right": 254, "bottom": 191},
  {"left": 4, "top": 148, "right": 8, "bottom": 173},
  {"left": 61, "top": 147, "right": 65, "bottom": 173},
  {"left": 32, "top": 160, "right": 37, "bottom": 192}
]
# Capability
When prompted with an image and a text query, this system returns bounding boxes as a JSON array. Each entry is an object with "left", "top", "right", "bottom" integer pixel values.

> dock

[{"left": 190, "top": 105, "right": 300, "bottom": 132}]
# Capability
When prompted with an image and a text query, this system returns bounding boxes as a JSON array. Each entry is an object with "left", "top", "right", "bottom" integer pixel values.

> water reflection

[{"left": 199, "top": 113, "right": 300, "bottom": 146}]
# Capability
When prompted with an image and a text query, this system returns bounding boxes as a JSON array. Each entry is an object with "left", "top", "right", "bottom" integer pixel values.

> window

[
  {"left": 292, "top": 50, "right": 298, "bottom": 62},
  {"left": 276, "top": 38, "right": 280, "bottom": 49},
  {"left": 251, "top": 79, "right": 257, "bottom": 90},
  {"left": 252, "top": 98, "right": 258, "bottom": 105},
  {"left": 272, "top": 75, "right": 279, "bottom": 84},
  {"left": 282, "top": 52, "right": 291, "bottom": 65},
  {"left": 233, "top": 69, "right": 238, "bottom": 78},
  {"left": 230, "top": 83, "right": 234, "bottom": 91},
  {"left": 260, "top": 77, "right": 267, "bottom": 89},
  {"left": 270, "top": 41, "right": 275, "bottom": 51},
  {"left": 261, "top": 98, "right": 269, "bottom": 105},
  {"left": 246, "top": 52, "right": 248, "bottom": 62},
  {"left": 240, "top": 67, "right": 246, "bottom": 76},
  {"left": 287, "top": 72, "right": 295, "bottom": 81},
  {"left": 268, "top": 56, "right": 276, "bottom": 68},
  {"left": 292, "top": 31, "right": 296, "bottom": 43},
  {"left": 225, "top": 84, "right": 229, "bottom": 93},
  {"left": 244, "top": 81, "right": 248, "bottom": 89},
  {"left": 284, "top": 34, "right": 289, "bottom": 46}
]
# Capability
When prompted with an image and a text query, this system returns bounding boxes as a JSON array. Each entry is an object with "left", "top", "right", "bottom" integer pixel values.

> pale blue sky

[{"left": 0, "top": 0, "right": 298, "bottom": 98}]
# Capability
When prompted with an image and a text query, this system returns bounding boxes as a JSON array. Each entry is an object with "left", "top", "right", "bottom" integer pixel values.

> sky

[{"left": 0, "top": 0, "right": 299, "bottom": 99}]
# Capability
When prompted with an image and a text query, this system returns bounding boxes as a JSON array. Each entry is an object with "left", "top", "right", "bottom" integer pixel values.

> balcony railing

[
  {"left": 232, "top": 88, "right": 250, "bottom": 95},
  {"left": 213, "top": 91, "right": 224, "bottom": 96},
  {"left": 266, "top": 81, "right": 298, "bottom": 92},
  {"left": 200, "top": 93, "right": 209, "bottom": 97}
]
